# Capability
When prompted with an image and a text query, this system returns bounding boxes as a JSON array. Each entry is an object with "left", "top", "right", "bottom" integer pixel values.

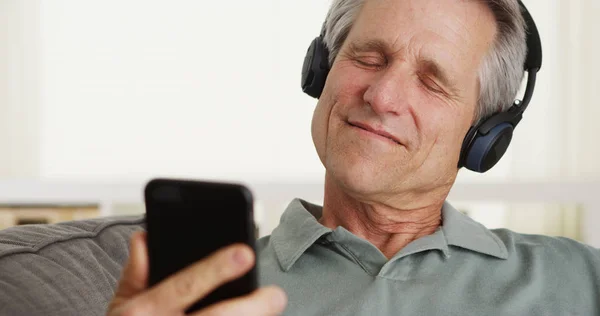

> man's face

[{"left": 312, "top": 0, "right": 497, "bottom": 201}]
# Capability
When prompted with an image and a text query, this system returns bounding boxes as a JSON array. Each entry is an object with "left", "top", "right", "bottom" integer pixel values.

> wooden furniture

[{"left": 0, "top": 204, "right": 100, "bottom": 230}]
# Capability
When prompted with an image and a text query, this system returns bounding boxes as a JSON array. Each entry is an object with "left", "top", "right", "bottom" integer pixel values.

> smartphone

[{"left": 144, "top": 178, "right": 257, "bottom": 313}]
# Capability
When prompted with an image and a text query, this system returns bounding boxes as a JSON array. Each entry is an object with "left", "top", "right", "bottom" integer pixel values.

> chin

[{"left": 326, "top": 152, "right": 398, "bottom": 197}]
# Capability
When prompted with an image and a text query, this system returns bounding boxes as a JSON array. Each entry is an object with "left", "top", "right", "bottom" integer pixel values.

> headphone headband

[
  {"left": 456, "top": 0, "right": 542, "bottom": 172},
  {"left": 498, "top": 0, "right": 542, "bottom": 125}
]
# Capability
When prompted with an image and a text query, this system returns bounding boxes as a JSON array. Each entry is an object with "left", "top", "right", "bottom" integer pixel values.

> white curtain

[{"left": 0, "top": 0, "right": 41, "bottom": 178}]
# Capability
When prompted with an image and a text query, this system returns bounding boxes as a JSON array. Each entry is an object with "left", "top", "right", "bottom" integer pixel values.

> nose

[{"left": 363, "top": 65, "right": 412, "bottom": 116}]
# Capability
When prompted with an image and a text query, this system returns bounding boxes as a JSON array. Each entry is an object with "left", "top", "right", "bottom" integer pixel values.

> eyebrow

[
  {"left": 348, "top": 39, "right": 459, "bottom": 95},
  {"left": 349, "top": 39, "right": 388, "bottom": 54}
]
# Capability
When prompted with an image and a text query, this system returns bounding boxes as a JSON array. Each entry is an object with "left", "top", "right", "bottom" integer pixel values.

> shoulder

[{"left": 491, "top": 228, "right": 600, "bottom": 269}]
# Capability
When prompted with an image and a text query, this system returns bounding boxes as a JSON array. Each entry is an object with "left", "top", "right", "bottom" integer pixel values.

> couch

[{"left": 0, "top": 215, "right": 145, "bottom": 315}]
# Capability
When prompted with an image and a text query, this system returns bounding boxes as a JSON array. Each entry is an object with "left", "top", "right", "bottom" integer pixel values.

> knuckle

[
  {"left": 118, "top": 302, "right": 151, "bottom": 316},
  {"left": 173, "top": 274, "right": 199, "bottom": 297}
]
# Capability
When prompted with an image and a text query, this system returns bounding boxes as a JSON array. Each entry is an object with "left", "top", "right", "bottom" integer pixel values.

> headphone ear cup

[
  {"left": 301, "top": 37, "right": 330, "bottom": 99},
  {"left": 464, "top": 122, "right": 514, "bottom": 173}
]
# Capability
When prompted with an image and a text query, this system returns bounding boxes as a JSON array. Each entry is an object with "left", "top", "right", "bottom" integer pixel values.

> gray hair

[{"left": 322, "top": 0, "right": 527, "bottom": 122}]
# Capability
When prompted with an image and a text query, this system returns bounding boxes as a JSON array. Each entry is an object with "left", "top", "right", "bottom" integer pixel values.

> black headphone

[{"left": 301, "top": 0, "right": 542, "bottom": 173}]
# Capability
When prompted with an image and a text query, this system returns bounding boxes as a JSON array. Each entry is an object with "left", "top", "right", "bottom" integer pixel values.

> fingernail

[{"left": 232, "top": 247, "right": 250, "bottom": 266}]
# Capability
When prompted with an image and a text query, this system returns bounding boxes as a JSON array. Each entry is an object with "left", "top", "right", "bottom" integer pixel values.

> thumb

[{"left": 111, "top": 231, "right": 149, "bottom": 304}]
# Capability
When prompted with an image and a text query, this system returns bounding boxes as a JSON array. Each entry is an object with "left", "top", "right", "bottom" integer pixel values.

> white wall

[
  {"left": 560, "top": 0, "right": 600, "bottom": 179},
  {"left": 509, "top": 0, "right": 600, "bottom": 181},
  {"left": 38, "top": 0, "right": 331, "bottom": 183},
  {"left": 32, "top": 0, "right": 599, "bottom": 184}
]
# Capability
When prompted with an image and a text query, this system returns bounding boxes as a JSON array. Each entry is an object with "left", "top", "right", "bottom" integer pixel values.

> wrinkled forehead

[
  {"left": 349, "top": 0, "right": 497, "bottom": 41},
  {"left": 346, "top": 0, "right": 497, "bottom": 80}
]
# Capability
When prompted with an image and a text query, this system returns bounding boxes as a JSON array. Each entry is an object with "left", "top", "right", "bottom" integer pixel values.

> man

[{"left": 108, "top": 0, "right": 600, "bottom": 315}]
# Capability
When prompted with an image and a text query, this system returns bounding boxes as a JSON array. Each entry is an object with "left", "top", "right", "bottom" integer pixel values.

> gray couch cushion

[{"left": 0, "top": 215, "right": 145, "bottom": 316}]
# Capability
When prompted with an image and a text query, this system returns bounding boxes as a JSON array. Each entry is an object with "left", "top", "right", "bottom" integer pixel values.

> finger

[
  {"left": 192, "top": 286, "right": 287, "bottom": 316},
  {"left": 111, "top": 231, "right": 149, "bottom": 303},
  {"left": 139, "top": 243, "right": 255, "bottom": 312}
]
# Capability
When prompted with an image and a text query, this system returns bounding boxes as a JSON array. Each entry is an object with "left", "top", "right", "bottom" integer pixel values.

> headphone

[{"left": 301, "top": 0, "right": 543, "bottom": 173}]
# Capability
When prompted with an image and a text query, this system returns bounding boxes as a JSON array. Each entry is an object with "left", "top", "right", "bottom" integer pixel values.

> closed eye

[
  {"left": 354, "top": 56, "right": 386, "bottom": 70},
  {"left": 419, "top": 76, "right": 445, "bottom": 95}
]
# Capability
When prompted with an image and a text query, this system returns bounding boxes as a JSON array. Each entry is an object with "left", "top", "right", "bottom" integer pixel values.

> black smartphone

[{"left": 144, "top": 178, "right": 257, "bottom": 313}]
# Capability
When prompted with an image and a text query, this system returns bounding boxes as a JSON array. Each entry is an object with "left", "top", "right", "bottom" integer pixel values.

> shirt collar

[
  {"left": 271, "top": 199, "right": 332, "bottom": 271},
  {"left": 270, "top": 198, "right": 508, "bottom": 271},
  {"left": 441, "top": 200, "right": 508, "bottom": 259}
]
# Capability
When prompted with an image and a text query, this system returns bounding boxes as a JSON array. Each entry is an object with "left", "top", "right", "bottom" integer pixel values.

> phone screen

[{"left": 145, "top": 178, "right": 257, "bottom": 312}]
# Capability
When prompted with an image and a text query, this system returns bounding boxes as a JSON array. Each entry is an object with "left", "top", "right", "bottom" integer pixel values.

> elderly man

[{"left": 108, "top": 0, "right": 599, "bottom": 315}]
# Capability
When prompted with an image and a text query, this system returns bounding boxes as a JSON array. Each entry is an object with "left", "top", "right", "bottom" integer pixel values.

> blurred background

[{"left": 1, "top": 0, "right": 599, "bottom": 244}]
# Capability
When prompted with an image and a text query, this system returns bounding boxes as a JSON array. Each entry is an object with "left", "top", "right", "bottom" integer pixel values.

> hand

[{"left": 107, "top": 231, "right": 287, "bottom": 316}]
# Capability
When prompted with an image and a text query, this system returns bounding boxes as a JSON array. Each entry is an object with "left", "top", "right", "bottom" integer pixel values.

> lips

[{"left": 348, "top": 121, "right": 401, "bottom": 145}]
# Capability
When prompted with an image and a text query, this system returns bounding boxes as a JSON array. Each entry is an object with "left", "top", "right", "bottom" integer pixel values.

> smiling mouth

[{"left": 347, "top": 122, "right": 401, "bottom": 145}]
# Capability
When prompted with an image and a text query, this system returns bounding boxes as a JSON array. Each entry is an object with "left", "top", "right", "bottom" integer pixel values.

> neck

[{"left": 318, "top": 174, "right": 447, "bottom": 259}]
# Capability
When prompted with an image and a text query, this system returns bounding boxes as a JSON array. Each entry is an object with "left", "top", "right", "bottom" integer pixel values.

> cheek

[
  {"left": 412, "top": 95, "right": 472, "bottom": 162},
  {"left": 311, "top": 98, "right": 330, "bottom": 163},
  {"left": 310, "top": 85, "right": 342, "bottom": 164},
  {"left": 311, "top": 63, "right": 370, "bottom": 160},
  {"left": 328, "top": 63, "right": 371, "bottom": 107},
  {"left": 426, "top": 108, "right": 473, "bottom": 165}
]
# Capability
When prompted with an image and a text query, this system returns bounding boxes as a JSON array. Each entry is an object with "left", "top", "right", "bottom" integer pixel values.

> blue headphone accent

[
  {"left": 465, "top": 123, "right": 513, "bottom": 172},
  {"left": 301, "top": 0, "right": 542, "bottom": 173}
]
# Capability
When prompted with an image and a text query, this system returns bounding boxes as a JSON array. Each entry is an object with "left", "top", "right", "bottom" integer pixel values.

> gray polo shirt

[{"left": 257, "top": 198, "right": 600, "bottom": 315}]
